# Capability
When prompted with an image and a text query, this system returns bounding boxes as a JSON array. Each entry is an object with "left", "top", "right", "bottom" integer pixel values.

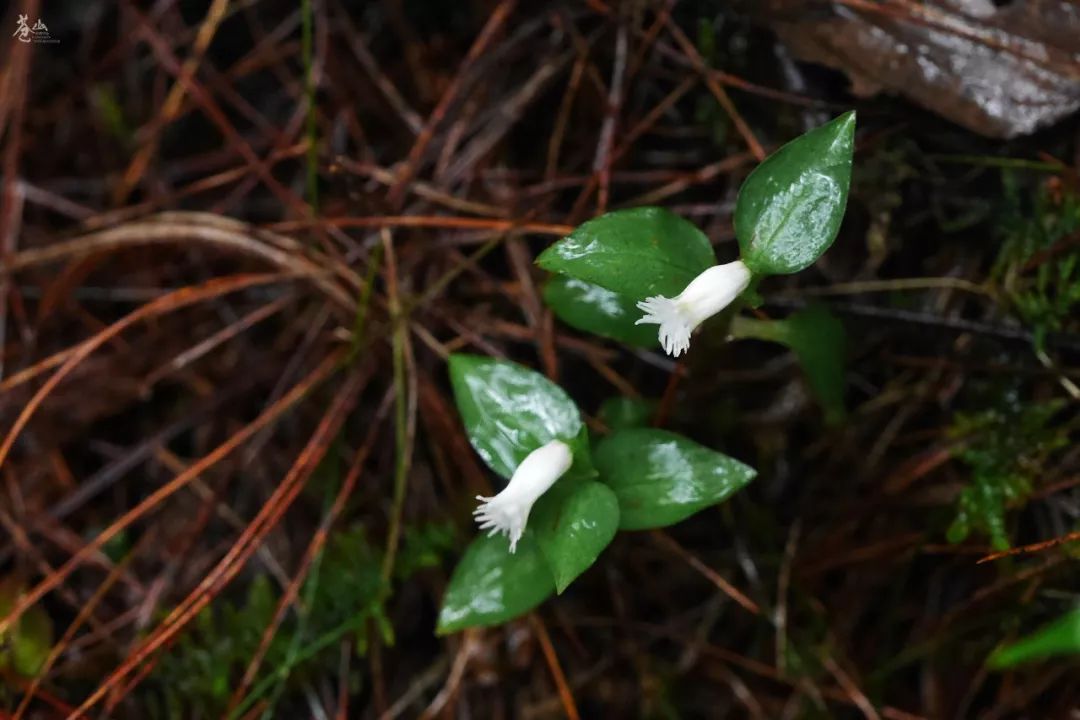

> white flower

[
  {"left": 473, "top": 439, "right": 572, "bottom": 553},
  {"left": 635, "top": 260, "right": 752, "bottom": 357}
]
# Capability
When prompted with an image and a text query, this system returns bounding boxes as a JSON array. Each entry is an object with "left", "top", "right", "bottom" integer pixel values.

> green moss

[
  {"left": 947, "top": 395, "right": 1067, "bottom": 550},
  {"left": 146, "top": 522, "right": 450, "bottom": 718},
  {"left": 995, "top": 177, "right": 1080, "bottom": 350}
]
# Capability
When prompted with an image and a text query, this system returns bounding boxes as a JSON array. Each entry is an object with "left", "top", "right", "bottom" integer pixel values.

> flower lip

[
  {"left": 635, "top": 260, "right": 751, "bottom": 357},
  {"left": 473, "top": 439, "right": 573, "bottom": 553}
]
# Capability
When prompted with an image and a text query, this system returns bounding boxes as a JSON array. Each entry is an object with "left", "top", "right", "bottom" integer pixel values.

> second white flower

[{"left": 635, "top": 260, "right": 752, "bottom": 357}]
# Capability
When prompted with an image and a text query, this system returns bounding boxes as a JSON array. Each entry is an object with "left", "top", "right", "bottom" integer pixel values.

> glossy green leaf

[
  {"left": 532, "top": 481, "right": 620, "bottom": 593},
  {"left": 598, "top": 396, "right": 655, "bottom": 431},
  {"left": 436, "top": 533, "right": 555, "bottom": 634},
  {"left": 594, "top": 428, "right": 756, "bottom": 530},
  {"left": 537, "top": 207, "right": 715, "bottom": 300},
  {"left": 988, "top": 607, "right": 1080, "bottom": 669},
  {"left": 449, "top": 354, "right": 594, "bottom": 482},
  {"left": 543, "top": 275, "right": 658, "bottom": 347},
  {"left": 735, "top": 112, "right": 856, "bottom": 275},
  {"left": 730, "top": 305, "right": 847, "bottom": 424}
]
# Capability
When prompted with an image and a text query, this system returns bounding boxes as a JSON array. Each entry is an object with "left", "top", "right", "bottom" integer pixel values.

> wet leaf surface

[
  {"left": 537, "top": 207, "right": 715, "bottom": 300},
  {"left": 449, "top": 354, "right": 594, "bottom": 482},
  {"left": 436, "top": 533, "right": 554, "bottom": 634},
  {"left": 532, "top": 481, "right": 620, "bottom": 593},
  {"left": 543, "top": 275, "right": 659, "bottom": 347},
  {"left": 595, "top": 428, "right": 756, "bottom": 530},
  {"left": 735, "top": 112, "right": 855, "bottom": 275}
]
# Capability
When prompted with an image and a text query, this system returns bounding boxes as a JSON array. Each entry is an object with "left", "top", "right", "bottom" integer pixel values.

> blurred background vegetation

[{"left": 0, "top": 0, "right": 1078, "bottom": 717}]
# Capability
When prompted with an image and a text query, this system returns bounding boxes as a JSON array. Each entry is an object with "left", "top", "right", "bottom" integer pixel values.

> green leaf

[
  {"left": 532, "top": 481, "right": 620, "bottom": 593},
  {"left": 598, "top": 396, "right": 655, "bottom": 431},
  {"left": 436, "top": 533, "right": 555, "bottom": 634},
  {"left": 0, "top": 577, "right": 54, "bottom": 678},
  {"left": 12, "top": 605, "right": 52, "bottom": 677},
  {"left": 594, "top": 428, "right": 756, "bottom": 530},
  {"left": 543, "top": 275, "right": 658, "bottom": 347},
  {"left": 988, "top": 607, "right": 1080, "bottom": 669},
  {"left": 735, "top": 112, "right": 856, "bottom": 275},
  {"left": 730, "top": 305, "right": 847, "bottom": 424},
  {"left": 449, "top": 354, "right": 594, "bottom": 482},
  {"left": 537, "top": 207, "right": 715, "bottom": 300},
  {"left": 90, "top": 85, "right": 133, "bottom": 145}
]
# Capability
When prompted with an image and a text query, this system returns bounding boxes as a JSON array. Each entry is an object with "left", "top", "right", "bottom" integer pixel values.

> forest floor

[{"left": 1, "top": 1, "right": 1079, "bottom": 718}]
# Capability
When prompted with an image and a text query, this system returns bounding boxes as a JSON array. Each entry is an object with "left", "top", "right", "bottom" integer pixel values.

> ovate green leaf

[
  {"left": 598, "top": 396, "right": 655, "bottom": 431},
  {"left": 532, "top": 481, "right": 620, "bottom": 593},
  {"left": 989, "top": 607, "right": 1080, "bottom": 669},
  {"left": 543, "top": 275, "right": 658, "bottom": 347},
  {"left": 730, "top": 305, "right": 847, "bottom": 424},
  {"left": 594, "top": 428, "right": 756, "bottom": 530},
  {"left": 537, "top": 207, "right": 715, "bottom": 300},
  {"left": 449, "top": 354, "right": 594, "bottom": 481},
  {"left": 735, "top": 112, "right": 855, "bottom": 275},
  {"left": 436, "top": 534, "right": 555, "bottom": 634}
]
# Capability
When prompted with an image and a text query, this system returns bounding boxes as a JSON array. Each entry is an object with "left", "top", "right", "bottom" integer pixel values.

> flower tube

[{"left": 473, "top": 439, "right": 572, "bottom": 553}]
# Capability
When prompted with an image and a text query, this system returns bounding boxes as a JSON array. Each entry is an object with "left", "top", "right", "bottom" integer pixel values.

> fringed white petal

[
  {"left": 473, "top": 439, "right": 572, "bottom": 553},
  {"left": 635, "top": 296, "right": 693, "bottom": 357},
  {"left": 473, "top": 494, "right": 528, "bottom": 552}
]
